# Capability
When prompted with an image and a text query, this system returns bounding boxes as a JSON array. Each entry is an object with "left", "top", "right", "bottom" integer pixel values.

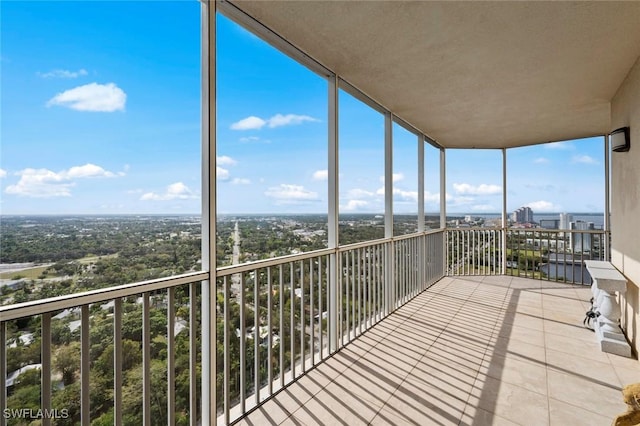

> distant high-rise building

[
  {"left": 559, "top": 213, "right": 573, "bottom": 230},
  {"left": 512, "top": 206, "right": 534, "bottom": 223},
  {"left": 569, "top": 220, "right": 595, "bottom": 253}
]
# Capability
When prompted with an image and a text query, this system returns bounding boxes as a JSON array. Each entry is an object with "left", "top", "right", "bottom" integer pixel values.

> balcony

[
  {"left": 237, "top": 275, "right": 632, "bottom": 426},
  {"left": 0, "top": 228, "right": 630, "bottom": 426},
  {"left": 2, "top": 1, "right": 640, "bottom": 425}
]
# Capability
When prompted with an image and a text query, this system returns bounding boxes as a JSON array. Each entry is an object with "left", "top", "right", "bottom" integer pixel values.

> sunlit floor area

[{"left": 236, "top": 275, "right": 638, "bottom": 426}]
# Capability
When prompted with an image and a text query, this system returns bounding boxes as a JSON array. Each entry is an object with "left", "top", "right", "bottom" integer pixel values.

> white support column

[
  {"left": 439, "top": 148, "right": 446, "bottom": 229},
  {"left": 328, "top": 74, "right": 339, "bottom": 353},
  {"left": 385, "top": 112, "right": 394, "bottom": 311},
  {"left": 200, "top": 0, "right": 216, "bottom": 423},
  {"left": 502, "top": 148, "right": 507, "bottom": 275},
  {"left": 418, "top": 135, "right": 425, "bottom": 233},
  {"left": 439, "top": 148, "right": 446, "bottom": 274},
  {"left": 604, "top": 135, "right": 610, "bottom": 261}
]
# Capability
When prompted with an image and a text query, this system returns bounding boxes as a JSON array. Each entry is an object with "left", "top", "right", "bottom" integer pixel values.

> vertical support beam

[
  {"left": 384, "top": 112, "right": 394, "bottom": 311},
  {"left": 439, "top": 148, "right": 447, "bottom": 273},
  {"left": 385, "top": 113, "right": 394, "bottom": 238},
  {"left": 418, "top": 135, "right": 425, "bottom": 233},
  {"left": 201, "top": 0, "right": 217, "bottom": 423},
  {"left": 439, "top": 148, "right": 446, "bottom": 229},
  {"left": 502, "top": 148, "right": 508, "bottom": 275},
  {"left": 189, "top": 283, "right": 197, "bottom": 426},
  {"left": 328, "top": 74, "right": 339, "bottom": 353},
  {"left": 604, "top": 135, "right": 611, "bottom": 261}
]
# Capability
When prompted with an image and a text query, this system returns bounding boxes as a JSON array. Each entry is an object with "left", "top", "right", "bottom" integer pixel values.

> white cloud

[
  {"left": 471, "top": 204, "right": 495, "bottom": 211},
  {"left": 267, "top": 114, "right": 319, "bottom": 128},
  {"left": 231, "top": 178, "right": 251, "bottom": 185},
  {"left": 453, "top": 183, "right": 501, "bottom": 195},
  {"left": 341, "top": 200, "right": 369, "bottom": 212},
  {"left": 376, "top": 185, "right": 418, "bottom": 202},
  {"left": 47, "top": 82, "right": 126, "bottom": 112},
  {"left": 525, "top": 200, "right": 557, "bottom": 212},
  {"left": 239, "top": 136, "right": 264, "bottom": 143},
  {"left": 265, "top": 184, "right": 318, "bottom": 204},
  {"left": 64, "top": 163, "right": 116, "bottom": 178},
  {"left": 0, "top": 169, "right": 6, "bottom": 178},
  {"left": 533, "top": 157, "right": 549, "bottom": 164},
  {"left": 38, "top": 68, "right": 88, "bottom": 79},
  {"left": 217, "top": 156, "right": 237, "bottom": 166},
  {"left": 231, "top": 116, "right": 266, "bottom": 130},
  {"left": 347, "top": 188, "right": 374, "bottom": 198},
  {"left": 217, "top": 166, "right": 230, "bottom": 181},
  {"left": 312, "top": 170, "right": 328, "bottom": 181},
  {"left": 140, "top": 182, "right": 196, "bottom": 201},
  {"left": 231, "top": 113, "right": 319, "bottom": 130},
  {"left": 544, "top": 141, "right": 574, "bottom": 150},
  {"left": 4, "top": 164, "right": 120, "bottom": 198},
  {"left": 572, "top": 155, "right": 598, "bottom": 165},
  {"left": 379, "top": 173, "right": 404, "bottom": 184}
]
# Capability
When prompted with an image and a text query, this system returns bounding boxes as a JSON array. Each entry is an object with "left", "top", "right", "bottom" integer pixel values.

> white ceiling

[{"left": 229, "top": 1, "right": 640, "bottom": 149}]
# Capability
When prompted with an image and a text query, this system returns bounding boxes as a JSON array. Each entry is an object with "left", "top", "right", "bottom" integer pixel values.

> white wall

[{"left": 611, "top": 55, "right": 640, "bottom": 359}]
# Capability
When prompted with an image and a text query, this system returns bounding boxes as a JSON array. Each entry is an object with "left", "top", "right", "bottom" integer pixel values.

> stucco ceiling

[{"left": 227, "top": 1, "right": 640, "bottom": 149}]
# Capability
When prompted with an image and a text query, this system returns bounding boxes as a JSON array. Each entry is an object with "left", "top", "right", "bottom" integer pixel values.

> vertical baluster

[
  {"left": 267, "top": 267, "right": 273, "bottom": 395},
  {"left": 41, "top": 313, "right": 52, "bottom": 426},
  {"left": 114, "top": 299, "right": 123, "bottom": 426},
  {"left": 223, "top": 277, "right": 230, "bottom": 424},
  {"left": 0, "top": 322, "right": 5, "bottom": 426},
  {"left": 318, "top": 256, "right": 323, "bottom": 360},
  {"left": 167, "top": 288, "right": 175, "bottom": 426},
  {"left": 279, "top": 265, "right": 284, "bottom": 388},
  {"left": 142, "top": 294, "right": 151, "bottom": 426},
  {"left": 254, "top": 269, "right": 260, "bottom": 405},
  {"left": 189, "top": 283, "right": 197, "bottom": 426},
  {"left": 310, "top": 258, "right": 315, "bottom": 367},
  {"left": 289, "top": 263, "right": 295, "bottom": 378},
  {"left": 357, "top": 249, "right": 362, "bottom": 335},
  {"left": 350, "top": 250, "right": 355, "bottom": 341},
  {"left": 300, "top": 261, "right": 305, "bottom": 374},
  {"left": 240, "top": 274, "right": 246, "bottom": 413}
]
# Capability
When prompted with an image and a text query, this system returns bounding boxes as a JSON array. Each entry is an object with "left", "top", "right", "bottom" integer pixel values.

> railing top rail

[
  {"left": 217, "top": 229, "right": 448, "bottom": 276},
  {"left": 0, "top": 271, "right": 210, "bottom": 322},
  {"left": 446, "top": 227, "right": 502, "bottom": 231},
  {"left": 505, "top": 228, "right": 606, "bottom": 234},
  {"left": 216, "top": 247, "right": 334, "bottom": 276}
]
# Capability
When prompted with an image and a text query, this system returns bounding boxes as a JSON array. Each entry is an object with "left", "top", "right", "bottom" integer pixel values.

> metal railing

[
  {"left": 215, "top": 229, "right": 445, "bottom": 424},
  {"left": 0, "top": 230, "right": 447, "bottom": 426},
  {"left": 446, "top": 228, "right": 503, "bottom": 276},
  {"left": 446, "top": 228, "right": 607, "bottom": 284},
  {"left": 0, "top": 271, "right": 207, "bottom": 426}
]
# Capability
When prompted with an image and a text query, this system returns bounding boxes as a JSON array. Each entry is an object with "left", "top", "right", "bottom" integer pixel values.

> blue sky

[{"left": 1, "top": 2, "right": 605, "bottom": 215}]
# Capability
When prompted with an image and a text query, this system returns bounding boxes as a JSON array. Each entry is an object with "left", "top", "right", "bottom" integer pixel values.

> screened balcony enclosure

[{"left": 2, "top": 1, "right": 640, "bottom": 426}]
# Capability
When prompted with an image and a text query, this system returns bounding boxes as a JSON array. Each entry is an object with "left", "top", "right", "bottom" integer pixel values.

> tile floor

[{"left": 236, "top": 275, "right": 638, "bottom": 425}]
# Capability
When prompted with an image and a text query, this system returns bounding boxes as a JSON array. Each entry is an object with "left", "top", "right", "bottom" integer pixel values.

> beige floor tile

[
  {"left": 606, "top": 352, "right": 640, "bottom": 370},
  {"left": 289, "top": 382, "right": 382, "bottom": 425},
  {"left": 478, "top": 352, "right": 548, "bottom": 394},
  {"left": 496, "top": 322, "right": 546, "bottom": 347},
  {"left": 544, "top": 332, "right": 612, "bottom": 363},
  {"left": 232, "top": 398, "right": 292, "bottom": 426},
  {"left": 468, "top": 376, "right": 549, "bottom": 426},
  {"left": 542, "top": 317, "right": 594, "bottom": 342},
  {"left": 546, "top": 370, "right": 624, "bottom": 419},
  {"left": 549, "top": 398, "right": 616, "bottom": 426},
  {"left": 374, "top": 380, "right": 466, "bottom": 426},
  {"left": 545, "top": 348, "right": 620, "bottom": 385},
  {"left": 487, "top": 335, "right": 547, "bottom": 363},
  {"left": 459, "top": 406, "right": 520, "bottom": 426},
  {"left": 612, "top": 363, "right": 640, "bottom": 388}
]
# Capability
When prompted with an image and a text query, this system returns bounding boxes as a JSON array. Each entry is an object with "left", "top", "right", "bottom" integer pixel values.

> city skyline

[{"left": 1, "top": 2, "right": 606, "bottom": 215}]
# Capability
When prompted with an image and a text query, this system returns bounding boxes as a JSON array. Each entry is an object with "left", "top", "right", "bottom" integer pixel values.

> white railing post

[
  {"left": 328, "top": 74, "right": 339, "bottom": 353},
  {"left": 385, "top": 112, "right": 394, "bottom": 310},
  {"left": 501, "top": 148, "right": 508, "bottom": 275},
  {"left": 200, "top": 0, "right": 216, "bottom": 422}
]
